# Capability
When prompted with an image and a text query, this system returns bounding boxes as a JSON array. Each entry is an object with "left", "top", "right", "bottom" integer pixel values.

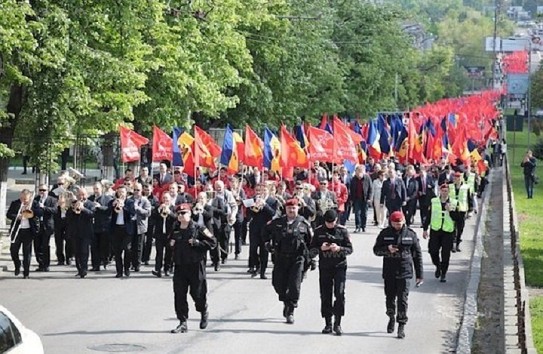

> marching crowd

[{"left": 6, "top": 154, "right": 491, "bottom": 338}]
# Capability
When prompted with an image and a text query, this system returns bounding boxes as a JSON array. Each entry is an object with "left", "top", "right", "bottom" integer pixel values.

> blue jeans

[
  {"left": 353, "top": 199, "right": 368, "bottom": 229},
  {"left": 525, "top": 174, "right": 534, "bottom": 198}
]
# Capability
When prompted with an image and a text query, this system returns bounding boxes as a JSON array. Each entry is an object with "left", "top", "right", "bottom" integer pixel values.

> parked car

[{"left": 0, "top": 306, "right": 43, "bottom": 354}]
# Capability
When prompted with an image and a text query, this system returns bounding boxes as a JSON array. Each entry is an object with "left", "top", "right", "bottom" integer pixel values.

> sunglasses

[
  {"left": 39, "top": 189, "right": 47, "bottom": 192},
  {"left": 177, "top": 211, "right": 189, "bottom": 215}
]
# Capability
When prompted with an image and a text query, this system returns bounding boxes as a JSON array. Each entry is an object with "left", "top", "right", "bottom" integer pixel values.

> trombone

[{"left": 10, "top": 191, "right": 36, "bottom": 244}]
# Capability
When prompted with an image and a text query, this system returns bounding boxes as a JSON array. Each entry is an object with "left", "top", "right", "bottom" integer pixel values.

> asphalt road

[{"left": 1, "top": 207, "right": 476, "bottom": 354}]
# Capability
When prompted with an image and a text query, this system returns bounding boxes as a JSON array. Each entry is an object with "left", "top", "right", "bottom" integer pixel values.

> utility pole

[
  {"left": 527, "top": 41, "right": 532, "bottom": 148},
  {"left": 492, "top": 0, "right": 499, "bottom": 88}
]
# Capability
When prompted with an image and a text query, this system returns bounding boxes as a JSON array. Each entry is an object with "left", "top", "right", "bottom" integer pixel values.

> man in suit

[
  {"left": 175, "top": 183, "right": 195, "bottom": 205},
  {"left": 380, "top": 167, "right": 407, "bottom": 219},
  {"left": 154, "top": 163, "right": 173, "bottom": 187},
  {"left": 89, "top": 182, "right": 113, "bottom": 271},
  {"left": 152, "top": 193, "right": 176, "bottom": 278},
  {"left": 66, "top": 187, "right": 96, "bottom": 278},
  {"left": 7, "top": 189, "right": 42, "bottom": 278},
  {"left": 110, "top": 186, "right": 136, "bottom": 278},
  {"left": 209, "top": 180, "right": 237, "bottom": 270},
  {"left": 130, "top": 182, "right": 152, "bottom": 272},
  {"left": 417, "top": 164, "right": 436, "bottom": 227},
  {"left": 402, "top": 165, "right": 419, "bottom": 227},
  {"left": 34, "top": 184, "right": 57, "bottom": 272}
]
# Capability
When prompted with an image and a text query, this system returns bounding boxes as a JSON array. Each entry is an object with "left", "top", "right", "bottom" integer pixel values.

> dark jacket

[
  {"left": 89, "top": 194, "right": 113, "bottom": 233},
  {"left": 153, "top": 204, "right": 176, "bottom": 237},
  {"left": 380, "top": 177, "right": 406, "bottom": 212},
  {"left": 373, "top": 225, "right": 423, "bottom": 280},
  {"left": 170, "top": 221, "right": 217, "bottom": 265},
  {"left": 349, "top": 174, "right": 372, "bottom": 202},
  {"left": 521, "top": 157, "right": 537, "bottom": 177},
  {"left": 34, "top": 195, "right": 57, "bottom": 233},
  {"left": 310, "top": 224, "right": 353, "bottom": 269},
  {"left": 66, "top": 200, "right": 95, "bottom": 240},
  {"left": 109, "top": 198, "right": 137, "bottom": 236},
  {"left": 265, "top": 215, "right": 313, "bottom": 257},
  {"left": 6, "top": 199, "right": 42, "bottom": 237},
  {"left": 247, "top": 197, "right": 276, "bottom": 237}
]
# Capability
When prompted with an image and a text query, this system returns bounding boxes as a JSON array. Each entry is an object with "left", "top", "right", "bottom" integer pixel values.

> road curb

[
  {"left": 505, "top": 156, "right": 538, "bottom": 353},
  {"left": 455, "top": 168, "right": 493, "bottom": 353}
]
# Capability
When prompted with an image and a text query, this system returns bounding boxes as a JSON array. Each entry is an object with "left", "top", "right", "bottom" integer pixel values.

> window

[{"left": 0, "top": 311, "right": 22, "bottom": 352}]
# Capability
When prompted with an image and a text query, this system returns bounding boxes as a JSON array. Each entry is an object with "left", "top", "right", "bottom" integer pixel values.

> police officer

[
  {"left": 423, "top": 184, "right": 457, "bottom": 283},
  {"left": 170, "top": 203, "right": 217, "bottom": 334},
  {"left": 449, "top": 171, "right": 471, "bottom": 252},
  {"left": 373, "top": 211, "right": 423, "bottom": 339},
  {"left": 310, "top": 209, "right": 353, "bottom": 335},
  {"left": 265, "top": 198, "right": 313, "bottom": 324}
]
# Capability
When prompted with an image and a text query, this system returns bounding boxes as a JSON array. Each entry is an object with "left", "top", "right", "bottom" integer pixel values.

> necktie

[{"left": 391, "top": 179, "right": 396, "bottom": 199}]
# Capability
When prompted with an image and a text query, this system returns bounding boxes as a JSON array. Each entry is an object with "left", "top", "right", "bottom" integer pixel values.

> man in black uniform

[
  {"left": 7, "top": 189, "right": 42, "bottom": 278},
  {"left": 265, "top": 198, "right": 313, "bottom": 324},
  {"left": 34, "top": 184, "right": 57, "bottom": 272},
  {"left": 170, "top": 203, "right": 217, "bottom": 334},
  {"left": 310, "top": 209, "right": 353, "bottom": 335},
  {"left": 373, "top": 211, "right": 423, "bottom": 339}
]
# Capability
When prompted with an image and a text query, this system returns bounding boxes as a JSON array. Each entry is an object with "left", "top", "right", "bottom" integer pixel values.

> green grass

[{"left": 506, "top": 128, "right": 543, "bottom": 353}]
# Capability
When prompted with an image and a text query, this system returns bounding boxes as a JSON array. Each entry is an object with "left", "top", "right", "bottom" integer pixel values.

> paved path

[{"left": 0, "top": 169, "right": 478, "bottom": 354}]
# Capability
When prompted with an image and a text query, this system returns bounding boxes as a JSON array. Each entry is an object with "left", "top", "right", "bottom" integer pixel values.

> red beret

[
  {"left": 177, "top": 203, "right": 192, "bottom": 212},
  {"left": 390, "top": 211, "right": 405, "bottom": 222},
  {"left": 285, "top": 198, "right": 299, "bottom": 207},
  {"left": 454, "top": 171, "right": 463, "bottom": 178}
]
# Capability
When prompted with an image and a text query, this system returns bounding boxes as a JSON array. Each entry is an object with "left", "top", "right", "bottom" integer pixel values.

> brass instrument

[
  {"left": 192, "top": 202, "right": 204, "bottom": 215},
  {"left": 72, "top": 199, "right": 83, "bottom": 214},
  {"left": 10, "top": 191, "right": 36, "bottom": 244},
  {"left": 114, "top": 198, "right": 125, "bottom": 213},
  {"left": 251, "top": 197, "right": 264, "bottom": 212},
  {"left": 159, "top": 204, "right": 170, "bottom": 218}
]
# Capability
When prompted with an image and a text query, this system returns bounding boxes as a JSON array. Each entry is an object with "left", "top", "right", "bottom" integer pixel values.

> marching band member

[
  {"left": 152, "top": 193, "right": 176, "bottom": 278},
  {"left": 311, "top": 179, "right": 338, "bottom": 227},
  {"left": 110, "top": 186, "right": 136, "bottom": 278},
  {"left": 66, "top": 188, "right": 95, "bottom": 278},
  {"left": 7, "top": 189, "right": 41, "bottom": 278},
  {"left": 247, "top": 183, "right": 277, "bottom": 279},
  {"left": 89, "top": 182, "right": 113, "bottom": 271},
  {"left": 34, "top": 184, "right": 57, "bottom": 272},
  {"left": 293, "top": 181, "right": 316, "bottom": 222},
  {"left": 229, "top": 178, "right": 246, "bottom": 260},
  {"left": 175, "top": 183, "right": 194, "bottom": 205},
  {"left": 209, "top": 180, "right": 236, "bottom": 270},
  {"left": 130, "top": 182, "right": 152, "bottom": 272},
  {"left": 142, "top": 183, "right": 159, "bottom": 266},
  {"left": 53, "top": 191, "right": 73, "bottom": 266}
]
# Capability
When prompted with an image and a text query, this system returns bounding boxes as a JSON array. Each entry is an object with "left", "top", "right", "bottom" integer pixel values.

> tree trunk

[{"left": 0, "top": 84, "right": 24, "bottom": 228}]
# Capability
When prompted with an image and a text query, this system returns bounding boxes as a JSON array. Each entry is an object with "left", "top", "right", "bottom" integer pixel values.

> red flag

[
  {"left": 280, "top": 125, "right": 308, "bottom": 179},
  {"left": 244, "top": 125, "right": 264, "bottom": 167},
  {"left": 308, "top": 126, "right": 335, "bottom": 163},
  {"left": 152, "top": 125, "right": 173, "bottom": 162},
  {"left": 183, "top": 149, "right": 195, "bottom": 177},
  {"left": 407, "top": 118, "right": 425, "bottom": 163},
  {"left": 194, "top": 126, "right": 221, "bottom": 157},
  {"left": 333, "top": 117, "right": 358, "bottom": 163},
  {"left": 119, "top": 126, "right": 149, "bottom": 163},
  {"left": 194, "top": 127, "right": 216, "bottom": 168}
]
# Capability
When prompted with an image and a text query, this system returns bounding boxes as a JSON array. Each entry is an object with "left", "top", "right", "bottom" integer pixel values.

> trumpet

[
  {"left": 193, "top": 202, "right": 204, "bottom": 215},
  {"left": 114, "top": 198, "right": 125, "bottom": 213},
  {"left": 159, "top": 204, "right": 170, "bottom": 218},
  {"left": 251, "top": 197, "right": 264, "bottom": 212},
  {"left": 72, "top": 200, "right": 82, "bottom": 214}
]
